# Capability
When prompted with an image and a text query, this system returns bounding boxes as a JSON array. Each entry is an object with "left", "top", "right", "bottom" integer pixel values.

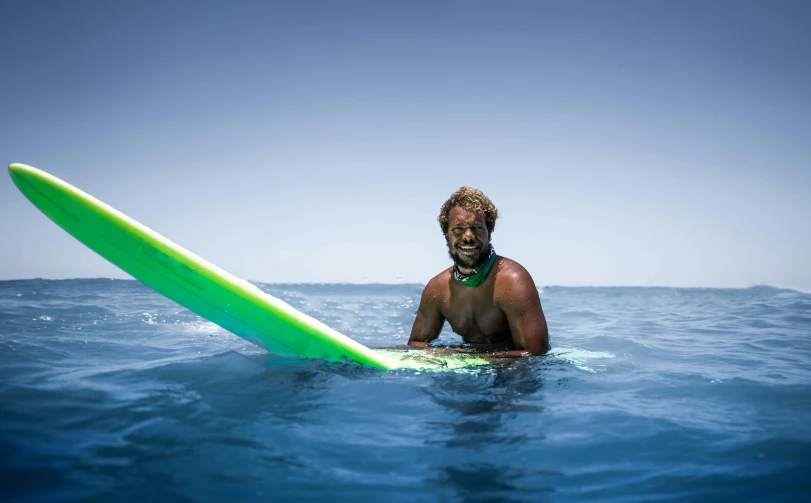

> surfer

[{"left": 408, "top": 187, "right": 549, "bottom": 356}]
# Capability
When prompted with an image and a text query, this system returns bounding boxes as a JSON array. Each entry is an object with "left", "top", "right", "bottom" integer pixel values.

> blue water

[{"left": 1, "top": 279, "right": 810, "bottom": 502}]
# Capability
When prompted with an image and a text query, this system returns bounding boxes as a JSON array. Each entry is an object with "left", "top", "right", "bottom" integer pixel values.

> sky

[{"left": 1, "top": 0, "right": 809, "bottom": 289}]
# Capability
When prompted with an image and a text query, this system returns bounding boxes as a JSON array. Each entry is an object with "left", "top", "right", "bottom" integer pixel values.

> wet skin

[{"left": 408, "top": 206, "right": 549, "bottom": 356}]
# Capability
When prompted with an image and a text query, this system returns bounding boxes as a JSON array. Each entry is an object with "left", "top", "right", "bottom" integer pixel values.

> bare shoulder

[
  {"left": 494, "top": 256, "right": 536, "bottom": 285},
  {"left": 493, "top": 257, "right": 538, "bottom": 299},
  {"left": 421, "top": 268, "right": 453, "bottom": 304}
]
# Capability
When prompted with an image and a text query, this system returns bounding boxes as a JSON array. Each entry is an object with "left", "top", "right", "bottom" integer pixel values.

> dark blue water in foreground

[{"left": 1, "top": 279, "right": 810, "bottom": 502}]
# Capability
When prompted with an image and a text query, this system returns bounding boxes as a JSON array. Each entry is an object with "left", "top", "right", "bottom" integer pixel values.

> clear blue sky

[{"left": 2, "top": 0, "right": 809, "bottom": 289}]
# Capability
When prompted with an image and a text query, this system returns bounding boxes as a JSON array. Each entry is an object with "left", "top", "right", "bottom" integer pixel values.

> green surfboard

[{"left": 9, "top": 163, "right": 399, "bottom": 369}]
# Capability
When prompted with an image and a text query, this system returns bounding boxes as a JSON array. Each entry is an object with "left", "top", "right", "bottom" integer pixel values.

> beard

[{"left": 447, "top": 239, "right": 492, "bottom": 271}]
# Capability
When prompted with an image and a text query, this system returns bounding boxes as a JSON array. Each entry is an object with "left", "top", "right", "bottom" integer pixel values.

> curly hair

[{"left": 438, "top": 186, "right": 499, "bottom": 235}]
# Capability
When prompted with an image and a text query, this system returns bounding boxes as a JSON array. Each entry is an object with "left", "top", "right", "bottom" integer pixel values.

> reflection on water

[
  {"left": 439, "top": 463, "right": 555, "bottom": 503},
  {"left": 423, "top": 360, "right": 561, "bottom": 501}
]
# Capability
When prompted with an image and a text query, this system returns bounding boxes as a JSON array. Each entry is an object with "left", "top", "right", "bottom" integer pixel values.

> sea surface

[{"left": 1, "top": 279, "right": 810, "bottom": 502}]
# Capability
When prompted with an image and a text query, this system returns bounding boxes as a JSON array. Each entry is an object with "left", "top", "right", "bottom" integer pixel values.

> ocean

[{"left": 1, "top": 279, "right": 809, "bottom": 502}]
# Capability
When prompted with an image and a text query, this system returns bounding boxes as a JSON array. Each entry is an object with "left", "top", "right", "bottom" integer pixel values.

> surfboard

[
  {"left": 376, "top": 349, "right": 490, "bottom": 373},
  {"left": 8, "top": 163, "right": 399, "bottom": 370}
]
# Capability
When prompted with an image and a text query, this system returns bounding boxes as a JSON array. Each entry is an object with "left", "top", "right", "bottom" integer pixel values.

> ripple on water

[{"left": 1, "top": 280, "right": 810, "bottom": 502}]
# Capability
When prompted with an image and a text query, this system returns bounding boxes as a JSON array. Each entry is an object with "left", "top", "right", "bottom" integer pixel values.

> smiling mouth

[{"left": 457, "top": 244, "right": 480, "bottom": 255}]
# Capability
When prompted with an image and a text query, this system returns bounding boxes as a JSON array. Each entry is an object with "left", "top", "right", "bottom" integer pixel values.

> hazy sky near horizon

[{"left": 1, "top": 0, "right": 809, "bottom": 289}]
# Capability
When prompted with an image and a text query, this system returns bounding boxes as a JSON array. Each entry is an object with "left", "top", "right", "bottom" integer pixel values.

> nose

[{"left": 462, "top": 228, "right": 476, "bottom": 240}]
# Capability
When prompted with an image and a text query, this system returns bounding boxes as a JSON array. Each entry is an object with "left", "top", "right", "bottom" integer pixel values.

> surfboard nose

[
  {"left": 8, "top": 164, "right": 54, "bottom": 207},
  {"left": 9, "top": 163, "right": 27, "bottom": 187},
  {"left": 8, "top": 163, "right": 34, "bottom": 180},
  {"left": 9, "top": 163, "right": 50, "bottom": 191}
]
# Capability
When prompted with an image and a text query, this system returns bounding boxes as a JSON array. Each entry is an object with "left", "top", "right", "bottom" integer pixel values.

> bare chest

[{"left": 439, "top": 283, "right": 512, "bottom": 345}]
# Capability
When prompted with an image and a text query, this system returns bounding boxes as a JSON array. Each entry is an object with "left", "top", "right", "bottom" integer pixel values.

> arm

[
  {"left": 408, "top": 281, "right": 446, "bottom": 348},
  {"left": 494, "top": 264, "right": 549, "bottom": 356}
]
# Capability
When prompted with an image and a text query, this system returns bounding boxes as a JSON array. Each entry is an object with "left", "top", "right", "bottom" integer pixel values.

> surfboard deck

[
  {"left": 376, "top": 349, "right": 490, "bottom": 372},
  {"left": 8, "top": 163, "right": 398, "bottom": 370}
]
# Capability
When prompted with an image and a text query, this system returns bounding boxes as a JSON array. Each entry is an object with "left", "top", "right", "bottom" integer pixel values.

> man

[{"left": 408, "top": 187, "right": 549, "bottom": 356}]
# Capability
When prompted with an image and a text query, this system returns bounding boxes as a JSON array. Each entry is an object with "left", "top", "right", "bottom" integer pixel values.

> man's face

[{"left": 446, "top": 205, "right": 491, "bottom": 270}]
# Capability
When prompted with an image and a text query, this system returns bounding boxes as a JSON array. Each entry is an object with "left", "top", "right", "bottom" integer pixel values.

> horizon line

[{"left": 1, "top": 277, "right": 807, "bottom": 294}]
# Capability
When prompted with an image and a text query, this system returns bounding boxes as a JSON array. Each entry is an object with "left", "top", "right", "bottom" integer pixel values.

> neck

[
  {"left": 455, "top": 265, "right": 477, "bottom": 275},
  {"left": 452, "top": 246, "right": 497, "bottom": 288}
]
